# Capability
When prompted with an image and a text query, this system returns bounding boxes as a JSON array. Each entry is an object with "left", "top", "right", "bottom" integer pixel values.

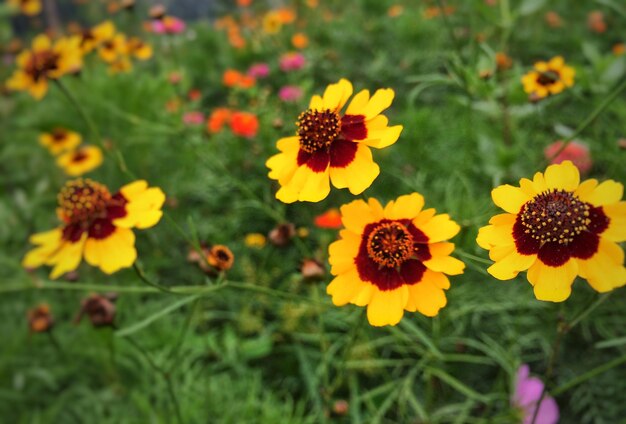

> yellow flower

[
  {"left": 23, "top": 179, "right": 165, "bottom": 278},
  {"left": 98, "top": 33, "right": 127, "bottom": 63},
  {"left": 80, "top": 21, "right": 116, "bottom": 53},
  {"left": 6, "top": 34, "right": 82, "bottom": 100},
  {"left": 39, "top": 128, "right": 81, "bottom": 155},
  {"left": 56, "top": 146, "right": 104, "bottom": 176},
  {"left": 521, "top": 56, "right": 575, "bottom": 99},
  {"left": 126, "top": 37, "right": 152, "bottom": 60},
  {"left": 244, "top": 233, "right": 266, "bottom": 248},
  {"left": 108, "top": 56, "right": 133, "bottom": 74},
  {"left": 327, "top": 193, "right": 465, "bottom": 327},
  {"left": 262, "top": 11, "right": 283, "bottom": 34},
  {"left": 477, "top": 161, "right": 626, "bottom": 302},
  {"left": 266, "top": 79, "right": 403, "bottom": 203},
  {"left": 7, "top": 0, "right": 41, "bottom": 16}
]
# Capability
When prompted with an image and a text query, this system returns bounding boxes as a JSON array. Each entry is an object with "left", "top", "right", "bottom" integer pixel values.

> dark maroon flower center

[
  {"left": 536, "top": 70, "right": 560, "bottom": 86},
  {"left": 71, "top": 150, "right": 89, "bottom": 163},
  {"left": 513, "top": 189, "right": 610, "bottom": 267},
  {"left": 25, "top": 50, "right": 60, "bottom": 82},
  {"left": 51, "top": 129, "right": 68, "bottom": 142},
  {"left": 297, "top": 108, "right": 341, "bottom": 154},
  {"left": 366, "top": 221, "right": 414, "bottom": 268},
  {"left": 355, "top": 219, "right": 431, "bottom": 291},
  {"left": 519, "top": 189, "right": 590, "bottom": 245}
]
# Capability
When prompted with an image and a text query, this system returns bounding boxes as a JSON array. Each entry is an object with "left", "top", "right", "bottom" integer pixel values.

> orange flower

[
  {"left": 291, "top": 33, "right": 309, "bottom": 49},
  {"left": 387, "top": 5, "right": 404, "bottom": 17},
  {"left": 188, "top": 88, "right": 201, "bottom": 101},
  {"left": 207, "top": 108, "right": 232, "bottom": 133},
  {"left": 314, "top": 208, "right": 342, "bottom": 229},
  {"left": 613, "top": 43, "right": 626, "bottom": 56},
  {"left": 237, "top": 0, "right": 252, "bottom": 6},
  {"left": 223, "top": 69, "right": 242, "bottom": 87},
  {"left": 230, "top": 112, "right": 259, "bottom": 138},
  {"left": 495, "top": 52, "right": 513, "bottom": 70},
  {"left": 276, "top": 8, "right": 296, "bottom": 24},
  {"left": 587, "top": 11, "right": 606, "bottom": 33}
]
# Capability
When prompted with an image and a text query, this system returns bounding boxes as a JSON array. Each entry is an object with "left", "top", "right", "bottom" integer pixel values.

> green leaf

[
  {"left": 115, "top": 295, "right": 200, "bottom": 337},
  {"left": 426, "top": 367, "right": 490, "bottom": 402}
]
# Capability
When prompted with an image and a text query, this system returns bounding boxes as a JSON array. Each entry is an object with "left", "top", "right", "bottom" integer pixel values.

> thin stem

[
  {"left": 53, "top": 79, "right": 133, "bottom": 178},
  {"left": 132, "top": 262, "right": 177, "bottom": 294},
  {"left": 568, "top": 293, "right": 611, "bottom": 330},
  {"left": 547, "top": 78, "right": 626, "bottom": 163},
  {"left": 552, "top": 353, "right": 626, "bottom": 396},
  {"left": 167, "top": 298, "right": 201, "bottom": 368}
]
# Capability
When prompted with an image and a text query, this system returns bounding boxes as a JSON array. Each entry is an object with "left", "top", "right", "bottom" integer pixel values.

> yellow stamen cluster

[
  {"left": 296, "top": 108, "right": 341, "bottom": 154},
  {"left": 367, "top": 221, "right": 414, "bottom": 268},
  {"left": 57, "top": 179, "right": 111, "bottom": 224},
  {"left": 519, "top": 189, "right": 591, "bottom": 245}
]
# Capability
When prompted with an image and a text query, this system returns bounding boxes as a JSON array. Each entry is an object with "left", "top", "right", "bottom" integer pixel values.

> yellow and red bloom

[
  {"left": 8, "top": 0, "right": 41, "bottom": 16},
  {"left": 39, "top": 128, "right": 81, "bottom": 155},
  {"left": 521, "top": 56, "right": 575, "bottom": 100},
  {"left": 266, "top": 79, "right": 403, "bottom": 203},
  {"left": 23, "top": 179, "right": 165, "bottom": 278},
  {"left": 6, "top": 34, "right": 82, "bottom": 100},
  {"left": 327, "top": 194, "right": 465, "bottom": 326},
  {"left": 477, "top": 161, "right": 626, "bottom": 302},
  {"left": 126, "top": 37, "right": 152, "bottom": 60},
  {"left": 79, "top": 21, "right": 115, "bottom": 54},
  {"left": 56, "top": 146, "right": 104, "bottom": 176},
  {"left": 98, "top": 33, "right": 127, "bottom": 63}
]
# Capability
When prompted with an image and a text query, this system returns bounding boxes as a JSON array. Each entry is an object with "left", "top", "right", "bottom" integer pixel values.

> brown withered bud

[
  {"left": 300, "top": 258, "right": 325, "bottom": 280},
  {"left": 28, "top": 303, "right": 54, "bottom": 333},
  {"left": 207, "top": 245, "right": 235, "bottom": 272},
  {"left": 75, "top": 294, "right": 117, "bottom": 327},
  {"left": 332, "top": 399, "right": 349, "bottom": 416},
  {"left": 618, "top": 139, "right": 626, "bottom": 150},
  {"left": 63, "top": 270, "right": 80, "bottom": 282},
  {"left": 149, "top": 4, "right": 166, "bottom": 20},
  {"left": 268, "top": 223, "right": 296, "bottom": 246},
  {"left": 272, "top": 117, "right": 284, "bottom": 129}
]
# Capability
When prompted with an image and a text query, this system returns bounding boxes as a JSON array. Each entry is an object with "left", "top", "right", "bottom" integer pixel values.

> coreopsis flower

[
  {"left": 126, "top": 37, "right": 152, "bottom": 60},
  {"left": 268, "top": 222, "right": 296, "bottom": 246},
  {"left": 207, "top": 245, "right": 235, "bottom": 272},
  {"left": 521, "top": 56, "right": 575, "bottom": 100},
  {"left": 327, "top": 194, "right": 465, "bottom": 326},
  {"left": 75, "top": 293, "right": 117, "bottom": 327},
  {"left": 98, "top": 33, "right": 127, "bottom": 63},
  {"left": 544, "top": 141, "right": 592, "bottom": 175},
  {"left": 39, "top": 128, "right": 81, "bottom": 155},
  {"left": 7, "top": 0, "right": 41, "bottom": 16},
  {"left": 230, "top": 111, "right": 258, "bottom": 138},
  {"left": 56, "top": 146, "right": 104, "bottom": 176},
  {"left": 108, "top": 56, "right": 132, "bottom": 74},
  {"left": 266, "top": 78, "right": 403, "bottom": 203},
  {"left": 79, "top": 21, "right": 115, "bottom": 54},
  {"left": 23, "top": 178, "right": 165, "bottom": 278},
  {"left": 27, "top": 303, "right": 53, "bottom": 333},
  {"left": 262, "top": 11, "right": 283, "bottom": 34},
  {"left": 512, "top": 365, "right": 559, "bottom": 424},
  {"left": 6, "top": 34, "right": 82, "bottom": 100},
  {"left": 244, "top": 233, "right": 266, "bottom": 248},
  {"left": 477, "top": 161, "right": 626, "bottom": 302}
]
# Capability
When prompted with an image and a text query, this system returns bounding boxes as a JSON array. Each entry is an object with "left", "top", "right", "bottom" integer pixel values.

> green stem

[
  {"left": 133, "top": 262, "right": 177, "bottom": 294},
  {"left": 568, "top": 293, "right": 611, "bottom": 331},
  {"left": 552, "top": 353, "right": 626, "bottom": 396},
  {"left": 53, "top": 79, "right": 133, "bottom": 178},
  {"left": 547, "top": 78, "right": 626, "bottom": 163}
]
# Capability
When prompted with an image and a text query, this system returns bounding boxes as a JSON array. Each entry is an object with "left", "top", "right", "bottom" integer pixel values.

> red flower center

[
  {"left": 57, "top": 179, "right": 111, "bottom": 225},
  {"left": 366, "top": 221, "right": 414, "bottom": 268},
  {"left": 297, "top": 108, "right": 341, "bottom": 154},
  {"left": 536, "top": 70, "right": 560, "bottom": 86},
  {"left": 51, "top": 129, "right": 68, "bottom": 142},
  {"left": 519, "top": 189, "right": 590, "bottom": 245},
  {"left": 25, "top": 50, "right": 60, "bottom": 82}
]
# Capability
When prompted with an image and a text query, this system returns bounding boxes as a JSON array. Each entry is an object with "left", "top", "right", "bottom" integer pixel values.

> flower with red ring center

[
  {"left": 23, "top": 178, "right": 165, "bottom": 279},
  {"left": 477, "top": 161, "right": 626, "bottom": 302},
  {"left": 267, "top": 79, "right": 403, "bottom": 203},
  {"left": 327, "top": 193, "right": 465, "bottom": 327}
]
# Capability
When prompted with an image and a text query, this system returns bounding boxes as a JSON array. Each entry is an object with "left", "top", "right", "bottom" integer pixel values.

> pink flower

[
  {"left": 183, "top": 111, "right": 205, "bottom": 125},
  {"left": 279, "top": 52, "right": 306, "bottom": 72},
  {"left": 512, "top": 365, "right": 559, "bottom": 424},
  {"left": 152, "top": 16, "right": 186, "bottom": 35},
  {"left": 247, "top": 63, "right": 270, "bottom": 78},
  {"left": 544, "top": 140, "right": 592, "bottom": 174},
  {"left": 278, "top": 85, "right": 303, "bottom": 102}
]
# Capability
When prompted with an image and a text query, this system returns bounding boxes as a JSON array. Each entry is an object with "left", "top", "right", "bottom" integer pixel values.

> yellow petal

[
  {"left": 114, "top": 186, "right": 165, "bottom": 229},
  {"left": 476, "top": 220, "right": 515, "bottom": 250},
  {"left": 527, "top": 260, "right": 577, "bottom": 302},
  {"left": 32, "top": 34, "right": 51, "bottom": 51},
  {"left": 492, "top": 185, "right": 530, "bottom": 214},
  {"left": 418, "top": 213, "right": 460, "bottom": 243},
  {"left": 267, "top": 149, "right": 299, "bottom": 185},
  {"left": 23, "top": 229, "right": 63, "bottom": 268},
  {"left": 84, "top": 228, "right": 137, "bottom": 274},
  {"left": 351, "top": 284, "right": 376, "bottom": 306},
  {"left": 404, "top": 279, "right": 447, "bottom": 316},
  {"left": 309, "top": 94, "right": 323, "bottom": 110},
  {"left": 383, "top": 192, "right": 425, "bottom": 220},
  {"left": 345, "top": 89, "right": 370, "bottom": 115},
  {"left": 340, "top": 198, "right": 381, "bottom": 234},
  {"left": 361, "top": 125, "right": 403, "bottom": 149},
  {"left": 329, "top": 143, "right": 379, "bottom": 194},
  {"left": 423, "top": 255, "right": 465, "bottom": 275},
  {"left": 328, "top": 235, "right": 360, "bottom": 275},
  {"left": 602, "top": 202, "right": 626, "bottom": 242},
  {"left": 578, "top": 180, "right": 623, "bottom": 207},
  {"left": 326, "top": 269, "right": 365, "bottom": 306},
  {"left": 544, "top": 161, "right": 580, "bottom": 191},
  {"left": 363, "top": 88, "right": 395, "bottom": 120},
  {"left": 366, "top": 286, "right": 408, "bottom": 327},
  {"left": 322, "top": 79, "right": 353, "bottom": 112},
  {"left": 487, "top": 249, "right": 536, "bottom": 280},
  {"left": 48, "top": 235, "right": 87, "bottom": 279},
  {"left": 577, "top": 240, "right": 626, "bottom": 292}
]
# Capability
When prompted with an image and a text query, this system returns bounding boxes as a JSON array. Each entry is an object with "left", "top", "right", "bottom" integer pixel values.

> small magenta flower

[
  {"left": 279, "top": 52, "right": 306, "bottom": 72},
  {"left": 247, "top": 63, "right": 270, "bottom": 78},
  {"left": 278, "top": 85, "right": 303, "bottom": 102},
  {"left": 512, "top": 365, "right": 559, "bottom": 424},
  {"left": 183, "top": 111, "right": 205, "bottom": 126},
  {"left": 152, "top": 16, "right": 186, "bottom": 34}
]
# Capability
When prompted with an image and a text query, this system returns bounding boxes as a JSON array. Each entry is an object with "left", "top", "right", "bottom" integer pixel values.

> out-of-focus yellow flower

[
  {"left": 8, "top": 0, "right": 41, "bottom": 16},
  {"left": 262, "top": 11, "right": 283, "bottom": 34},
  {"left": 521, "top": 56, "right": 575, "bottom": 100},
  {"left": 98, "top": 33, "right": 127, "bottom": 63},
  {"left": 80, "top": 21, "right": 116, "bottom": 54},
  {"left": 39, "top": 128, "right": 82, "bottom": 155},
  {"left": 244, "top": 233, "right": 266, "bottom": 248},
  {"left": 56, "top": 146, "right": 104, "bottom": 176},
  {"left": 6, "top": 34, "right": 82, "bottom": 100},
  {"left": 388, "top": 5, "right": 404, "bottom": 17},
  {"left": 613, "top": 43, "right": 626, "bottom": 56},
  {"left": 126, "top": 37, "right": 152, "bottom": 60}
]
